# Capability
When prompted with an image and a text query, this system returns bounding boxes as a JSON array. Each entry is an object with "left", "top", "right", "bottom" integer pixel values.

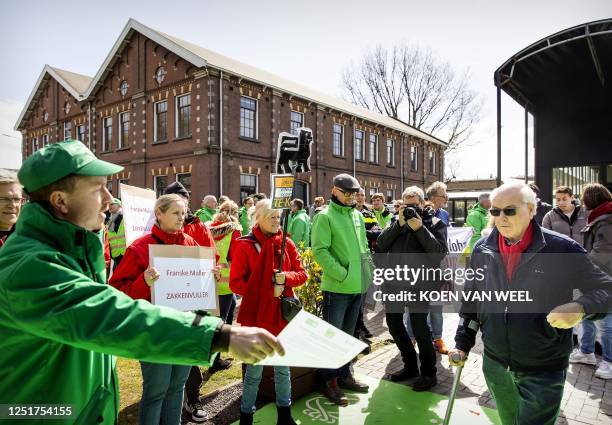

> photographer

[{"left": 376, "top": 186, "right": 448, "bottom": 391}]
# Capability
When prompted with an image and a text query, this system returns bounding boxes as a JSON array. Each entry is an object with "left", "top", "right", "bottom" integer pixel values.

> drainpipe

[
  {"left": 219, "top": 71, "right": 223, "bottom": 197},
  {"left": 400, "top": 135, "right": 404, "bottom": 194},
  {"left": 87, "top": 102, "right": 92, "bottom": 152}
]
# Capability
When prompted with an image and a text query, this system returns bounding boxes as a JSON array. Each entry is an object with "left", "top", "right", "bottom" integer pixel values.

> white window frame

[
  {"left": 386, "top": 189, "right": 395, "bottom": 203},
  {"left": 240, "top": 95, "right": 258, "bottom": 140},
  {"left": 290, "top": 111, "right": 304, "bottom": 135},
  {"left": 410, "top": 145, "right": 418, "bottom": 171},
  {"left": 332, "top": 123, "right": 344, "bottom": 157},
  {"left": 429, "top": 148, "right": 436, "bottom": 174},
  {"left": 369, "top": 133, "right": 378, "bottom": 163},
  {"left": 77, "top": 124, "right": 86, "bottom": 144},
  {"left": 102, "top": 116, "right": 112, "bottom": 151},
  {"left": 31, "top": 137, "right": 38, "bottom": 153},
  {"left": 175, "top": 172, "right": 192, "bottom": 195},
  {"left": 354, "top": 130, "right": 365, "bottom": 161},
  {"left": 42, "top": 134, "right": 49, "bottom": 147},
  {"left": 240, "top": 173, "right": 259, "bottom": 197},
  {"left": 63, "top": 121, "right": 72, "bottom": 140},
  {"left": 175, "top": 93, "right": 191, "bottom": 139},
  {"left": 154, "top": 100, "right": 168, "bottom": 142},
  {"left": 387, "top": 139, "right": 395, "bottom": 166},
  {"left": 118, "top": 112, "right": 129, "bottom": 149}
]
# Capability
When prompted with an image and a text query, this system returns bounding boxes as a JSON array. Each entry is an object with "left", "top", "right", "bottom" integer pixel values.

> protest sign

[
  {"left": 270, "top": 174, "right": 295, "bottom": 209},
  {"left": 120, "top": 183, "right": 156, "bottom": 246}
]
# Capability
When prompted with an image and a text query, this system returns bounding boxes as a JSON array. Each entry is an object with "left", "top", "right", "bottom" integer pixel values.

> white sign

[
  {"left": 257, "top": 309, "right": 367, "bottom": 368},
  {"left": 120, "top": 183, "right": 156, "bottom": 246},
  {"left": 150, "top": 256, "right": 217, "bottom": 312},
  {"left": 447, "top": 227, "right": 473, "bottom": 254}
]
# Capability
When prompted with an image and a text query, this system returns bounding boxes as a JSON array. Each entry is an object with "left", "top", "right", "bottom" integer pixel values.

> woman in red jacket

[
  {"left": 230, "top": 199, "right": 307, "bottom": 425},
  {"left": 110, "top": 194, "right": 198, "bottom": 425}
]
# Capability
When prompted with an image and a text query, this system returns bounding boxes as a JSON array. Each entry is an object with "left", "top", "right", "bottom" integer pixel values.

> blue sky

[{"left": 1, "top": 0, "right": 610, "bottom": 177}]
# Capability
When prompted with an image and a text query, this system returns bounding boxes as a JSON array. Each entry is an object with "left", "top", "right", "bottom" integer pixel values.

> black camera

[{"left": 403, "top": 204, "right": 435, "bottom": 222}]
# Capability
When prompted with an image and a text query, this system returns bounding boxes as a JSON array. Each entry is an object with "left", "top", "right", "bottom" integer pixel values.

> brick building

[{"left": 15, "top": 19, "right": 446, "bottom": 209}]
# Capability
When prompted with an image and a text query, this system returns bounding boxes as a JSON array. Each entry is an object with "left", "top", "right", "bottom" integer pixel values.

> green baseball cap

[
  {"left": 19, "top": 140, "right": 124, "bottom": 193},
  {"left": 111, "top": 198, "right": 122, "bottom": 206}
]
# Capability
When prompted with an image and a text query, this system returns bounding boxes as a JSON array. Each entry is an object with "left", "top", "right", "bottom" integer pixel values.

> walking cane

[{"left": 442, "top": 352, "right": 465, "bottom": 425}]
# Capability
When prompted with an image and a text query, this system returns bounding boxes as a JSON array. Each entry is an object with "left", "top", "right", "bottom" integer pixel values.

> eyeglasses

[
  {"left": 0, "top": 197, "right": 25, "bottom": 206},
  {"left": 337, "top": 189, "right": 357, "bottom": 198},
  {"left": 489, "top": 207, "right": 517, "bottom": 217}
]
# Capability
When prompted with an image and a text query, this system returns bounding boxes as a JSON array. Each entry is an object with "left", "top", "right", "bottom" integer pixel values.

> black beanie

[{"left": 164, "top": 181, "right": 189, "bottom": 197}]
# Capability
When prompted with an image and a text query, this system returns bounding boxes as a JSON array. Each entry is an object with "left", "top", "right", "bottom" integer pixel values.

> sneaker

[
  {"left": 569, "top": 348, "right": 597, "bottom": 365},
  {"left": 321, "top": 378, "right": 348, "bottom": 406},
  {"left": 338, "top": 375, "right": 369, "bottom": 393},
  {"left": 433, "top": 338, "right": 449, "bottom": 354},
  {"left": 411, "top": 375, "right": 437, "bottom": 392},
  {"left": 184, "top": 400, "right": 207, "bottom": 423},
  {"left": 387, "top": 368, "right": 419, "bottom": 382},
  {"left": 595, "top": 360, "right": 612, "bottom": 380}
]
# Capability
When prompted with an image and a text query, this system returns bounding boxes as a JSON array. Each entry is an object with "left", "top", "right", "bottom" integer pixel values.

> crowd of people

[{"left": 1, "top": 139, "right": 611, "bottom": 425}]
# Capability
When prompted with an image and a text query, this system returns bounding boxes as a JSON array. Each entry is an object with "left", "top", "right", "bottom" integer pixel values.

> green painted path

[{"left": 233, "top": 374, "right": 500, "bottom": 424}]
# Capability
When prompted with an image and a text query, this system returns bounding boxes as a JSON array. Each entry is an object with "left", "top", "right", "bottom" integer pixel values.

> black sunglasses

[{"left": 489, "top": 207, "right": 517, "bottom": 217}]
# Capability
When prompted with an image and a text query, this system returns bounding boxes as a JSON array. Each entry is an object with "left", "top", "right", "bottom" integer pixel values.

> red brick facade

[{"left": 17, "top": 22, "right": 445, "bottom": 210}]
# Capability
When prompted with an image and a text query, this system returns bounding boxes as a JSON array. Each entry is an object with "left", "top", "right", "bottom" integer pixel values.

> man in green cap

[{"left": 0, "top": 140, "right": 284, "bottom": 424}]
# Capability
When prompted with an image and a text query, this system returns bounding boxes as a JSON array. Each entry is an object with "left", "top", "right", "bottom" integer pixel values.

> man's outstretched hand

[
  {"left": 228, "top": 326, "right": 285, "bottom": 363},
  {"left": 547, "top": 302, "right": 585, "bottom": 329}
]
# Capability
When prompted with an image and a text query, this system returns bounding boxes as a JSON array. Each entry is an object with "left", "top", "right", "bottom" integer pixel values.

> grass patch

[{"left": 117, "top": 357, "right": 243, "bottom": 424}]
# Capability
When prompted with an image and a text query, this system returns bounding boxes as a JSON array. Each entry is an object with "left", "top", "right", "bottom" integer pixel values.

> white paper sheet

[
  {"left": 256, "top": 309, "right": 367, "bottom": 368},
  {"left": 151, "top": 256, "right": 216, "bottom": 311}
]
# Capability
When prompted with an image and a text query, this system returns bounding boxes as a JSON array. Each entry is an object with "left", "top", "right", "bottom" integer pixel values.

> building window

[
  {"left": 368, "top": 187, "right": 377, "bottom": 198},
  {"left": 369, "top": 134, "right": 378, "bottom": 163},
  {"left": 106, "top": 180, "right": 113, "bottom": 194},
  {"left": 154, "top": 175, "right": 168, "bottom": 198},
  {"left": 63, "top": 122, "right": 72, "bottom": 140},
  {"left": 31, "top": 138, "right": 38, "bottom": 153},
  {"left": 176, "top": 173, "right": 191, "bottom": 195},
  {"left": 240, "top": 173, "right": 258, "bottom": 203},
  {"left": 118, "top": 112, "right": 129, "bottom": 149},
  {"left": 410, "top": 145, "right": 418, "bottom": 171},
  {"left": 154, "top": 100, "right": 168, "bottom": 142},
  {"left": 429, "top": 148, "right": 436, "bottom": 174},
  {"left": 290, "top": 111, "right": 303, "bottom": 135},
  {"left": 120, "top": 80, "right": 129, "bottom": 97},
  {"left": 77, "top": 124, "right": 86, "bottom": 144},
  {"left": 102, "top": 117, "right": 112, "bottom": 151},
  {"left": 155, "top": 66, "right": 167, "bottom": 85},
  {"left": 387, "top": 139, "right": 395, "bottom": 166},
  {"left": 240, "top": 96, "right": 257, "bottom": 139},
  {"left": 333, "top": 123, "right": 344, "bottom": 157},
  {"left": 354, "top": 130, "right": 364, "bottom": 161},
  {"left": 176, "top": 94, "right": 191, "bottom": 138},
  {"left": 386, "top": 190, "right": 395, "bottom": 203},
  {"left": 42, "top": 134, "right": 49, "bottom": 147}
]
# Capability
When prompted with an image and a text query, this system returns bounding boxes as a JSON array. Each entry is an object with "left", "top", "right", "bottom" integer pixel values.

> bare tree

[{"left": 342, "top": 43, "right": 481, "bottom": 152}]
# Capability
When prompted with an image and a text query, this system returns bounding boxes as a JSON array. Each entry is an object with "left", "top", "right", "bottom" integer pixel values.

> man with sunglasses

[
  {"left": 311, "top": 173, "right": 373, "bottom": 405},
  {"left": 0, "top": 169, "right": 23, "bottom": 247},
  {"left": 449, "top": 182, "right": 612, "bottom": 425}
]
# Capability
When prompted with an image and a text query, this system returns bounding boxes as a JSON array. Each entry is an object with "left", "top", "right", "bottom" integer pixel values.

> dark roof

[{"left": 494, "top": 19, "right": 612, "bottom": 109}]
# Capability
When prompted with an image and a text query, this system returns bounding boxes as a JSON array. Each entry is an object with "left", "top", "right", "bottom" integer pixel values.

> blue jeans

[
  {"left": 318, "top": 291, "right": 363, "bottom": 382},
  {"left": 139, "top": 362, "right": 191, "bottom": 425},
  {"left": 404, "top": 305, "right": 444, "bottom": 339},
  {"left": 579, "top": 314, "right": 612, "bottom": 362},
  {"left": 483, "top": 355, "right": 566, "bottom": 425},
  {"left": 241, "top": 365, "right": 291, "bottom": 413}
]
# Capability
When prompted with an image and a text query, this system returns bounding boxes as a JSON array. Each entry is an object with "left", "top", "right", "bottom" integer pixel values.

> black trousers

[{"left": 386, "top": 310, "right": 437, "bottom": 377}]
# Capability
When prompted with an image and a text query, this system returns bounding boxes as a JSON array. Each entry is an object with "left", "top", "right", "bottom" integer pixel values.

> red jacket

[
  {"left": 183, "top": 215, "right": 219, "bottom": 262},
  {"left": 103, "top": 229, "right": 111, "bottom": 269},
  {"left": 229, "top": 227, "right": 307, "bottom": 335},
  {"left": 109, "top": 224, "right": 198, "bottom": 301}
]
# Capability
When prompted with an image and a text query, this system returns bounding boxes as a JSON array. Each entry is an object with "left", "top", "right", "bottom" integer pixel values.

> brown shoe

[
  {"left": 321, "top": 378, "right": 348, "bottom": 406},
  {"left": 338, "top": 375, "right": 369, "bottom": 393}
]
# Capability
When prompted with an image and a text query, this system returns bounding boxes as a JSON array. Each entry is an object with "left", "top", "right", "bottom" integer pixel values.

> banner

[
  {"left": 149, "top": 245, "right": 218, "bottom": 313},
  {"left": 270, "top": 174, "right": 295, "bottom": 209},
  {"left": 120, "top": 183, "right": 156, "bottom": 246},
  {"left": 447, "top": 227, "right": 473, "bottom": 254}
]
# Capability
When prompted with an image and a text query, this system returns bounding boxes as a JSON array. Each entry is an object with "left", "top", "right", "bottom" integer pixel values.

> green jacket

[
  {"left": 195, "top": 206, "right": 217, "bottom": 223},
  {"left": 0, "top": 203, "right": 222, "bottom": 425},
  {"left": 311, "top": 199, "right": 372, "bottom": 294},
  {"left": 239, "top": 206, "right": 251, "bottom": 236},
  {"left": 287, "top": 209, "right": 311, "bottom": 248},
  {"left": 373, "top": 207, "right": 393, "bottom": 229},
  {"left": 465, "top": 203, "right": 489, "bottom": 249}
]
